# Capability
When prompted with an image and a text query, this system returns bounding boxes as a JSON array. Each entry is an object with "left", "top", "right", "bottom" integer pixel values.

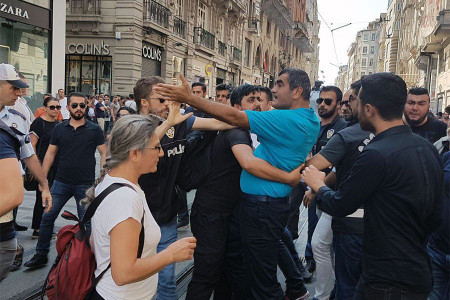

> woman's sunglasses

[
  {"left": 316, "top": 98, "right": 334, "bottom": 106},
  {"left": 47, "top": 105, "right": 61, "bottom": 110},
  {"left": 70, "top": 103, "right": 87, "bottom": 109}
]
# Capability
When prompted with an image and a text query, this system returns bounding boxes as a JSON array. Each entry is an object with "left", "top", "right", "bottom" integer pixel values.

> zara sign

[
  {"left": 142, "top": 43, "right": 162, "bottom": 62},
  {"left": 0, "top": 0, "right": 50, "bottom": 29}
]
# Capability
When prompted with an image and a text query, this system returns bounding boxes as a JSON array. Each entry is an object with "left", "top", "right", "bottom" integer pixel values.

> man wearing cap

[{"left": 0, "top": 63, "right": 52, "bottom": 275}]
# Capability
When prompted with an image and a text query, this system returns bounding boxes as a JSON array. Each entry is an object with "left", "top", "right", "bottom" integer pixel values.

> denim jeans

[
  {"left": 353, "top": 277, "right": 429, "bottom": 300},
  {"left": 427, "top": 245, "right": 449, "bottom": 300},
  {"left": 36, "top": 180, "right": 90, "bottom": 256},
  {"left": 0, "top": 238, "right": 17, "bottom": 282},
  {"left": 156, "top": 217, "right": 178, "bottom": 300},
  {"left": 239, "top": 194, "right": 290, "bottom": 300},
  {"left": 278, "top": 228, "right": 305, "bottom": 294},
  {"left": 333, "top": 232, "right": 363, "bottom": 300},
  {"left": 306, "top": 198, "right": 319, "bottom": 262}
]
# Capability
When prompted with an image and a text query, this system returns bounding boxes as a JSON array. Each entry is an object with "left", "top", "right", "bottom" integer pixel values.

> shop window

[{"left": 65, "top": 55, "right": 112, "bottom": 95}]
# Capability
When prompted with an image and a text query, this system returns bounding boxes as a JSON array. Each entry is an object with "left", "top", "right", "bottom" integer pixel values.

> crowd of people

[{"left": 0, "top": 61, "right": 449, "bottom": 300}]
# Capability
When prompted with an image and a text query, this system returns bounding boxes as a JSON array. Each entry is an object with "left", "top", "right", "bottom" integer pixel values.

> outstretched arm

[
  {"left": 155, "top": 101, "right": 193, "bottom": 140},
  {"left": 232, "top": 144, "right": 301, "bottom": 186},
  {"left": 155, "top": 75, "right": 249, "bottom": 129},
  {"left": 191, "top": 118, "right": 235, "bottom": 131}
]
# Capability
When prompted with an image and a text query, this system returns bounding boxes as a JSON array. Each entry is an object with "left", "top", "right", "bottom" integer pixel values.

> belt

[
  {"left": 242, "top": 193, "right": 288, "bottom": 204},
  {"left": 345, "top": 208, "right": 364, "bottom": 218}
]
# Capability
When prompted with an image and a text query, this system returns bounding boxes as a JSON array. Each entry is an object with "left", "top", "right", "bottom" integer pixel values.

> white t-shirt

[
  {"left": 59, "top": 97, "right": 70, "bottom": 120},
  {"left": 92, "top": 175, "right": 161, "bottom": 300}
]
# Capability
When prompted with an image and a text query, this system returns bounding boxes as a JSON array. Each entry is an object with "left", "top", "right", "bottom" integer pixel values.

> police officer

[
  {"left": 0, "top": 64, "right": 52, "bottom": 273},
  {"left": 304, "top": 80, "right": 373, "bottom": 299}
]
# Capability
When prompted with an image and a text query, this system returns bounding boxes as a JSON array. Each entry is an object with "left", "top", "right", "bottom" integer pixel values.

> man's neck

[
  {"left": 290, "top": 99, "right": 310, "bottom": 110},
  {"left": 69, "top": 117, "right": 85, "bottom": 129},
  {"left": 321, "top": 114, "right": 338, "bottom": 126},
  {"left": 375, "top": 119, "right": 405, "bottom": 135},
  {"left": 403, "top": 115, "right": 428, "bottom": 127}
]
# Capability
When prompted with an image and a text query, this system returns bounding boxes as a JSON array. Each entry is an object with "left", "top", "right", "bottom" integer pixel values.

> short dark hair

[
  {"left": 58, "top": 88, "right": 64, "bottom": 92},
  {"left": 230, "top": 84, "right": 259, "bottom": 106},
  {"left": 67, "top": 92, "right": 86, "bottom": 105},
  {"left": 350, "top": 80, "right": 362, "bottom": 95},
  {"left": 408, "top": 87, "right": 430, "bottom": 101},
  {"left": 278, "top": 68, "right": 311, "bottom": 101},
  {"left": 43, "top": 96, "right": 57, "bottom": 107},
  {"left": 445, "top": 105, "right": 450, "bottom": 115},
  {"left": 116, "top": 106, "right": 136, "bottom": 118},
  {"left": 133, "top": 77, "right": 165, "bottom": 113},
  {"left": 359, "top": 73, "right": 407, "bottom": 121},
  {"left": 257, "top": 86, "right": 273, "bottom": 102},
  {"left": 320, "top": 86, "right": 342, "bottom": 102},
  {"left": 216, "top": 84, "right": 233, "bottom": 96},
  {"left": 192, "top": 82, "right": 207, "bottom": 93}
]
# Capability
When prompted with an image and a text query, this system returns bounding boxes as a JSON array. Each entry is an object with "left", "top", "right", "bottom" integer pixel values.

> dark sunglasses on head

[
  {"left": 149, "top": 97, "right": 166, "bottom": 104},
  {"left": 47, "top": 105, "right": 61, "bottom": 110},
  {"left": 71, "top": 103, "right": 87, "bottom": 109},
  {"left": 340, "top": 101, "right": 349, "bottom": 107},
  {"left": 316, "top": 98, "right": 334, "bottom": 106}
]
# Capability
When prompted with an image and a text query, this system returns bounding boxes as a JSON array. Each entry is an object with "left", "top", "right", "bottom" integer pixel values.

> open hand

[
  {"left": 154, "top": 75, "right": 192, "bottom": 104},
  {"left": 166, "top": 101, "right": 193, "bottom": 127},
  {"left": 302, "top": 165, "right": 326, "bottom": 192},
  {"left": 167, "top": 237, "right": 197, "bottom": 263}
]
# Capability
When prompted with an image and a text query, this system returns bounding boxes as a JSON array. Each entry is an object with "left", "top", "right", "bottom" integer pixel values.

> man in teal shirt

[{"left": 156, "top": 68, "right": 319, "bottom": 299}]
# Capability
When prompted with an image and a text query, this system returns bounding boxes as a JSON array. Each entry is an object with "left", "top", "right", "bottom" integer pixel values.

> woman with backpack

[{"left": 85, "top": 110, "right": 196, "bottom": 299}]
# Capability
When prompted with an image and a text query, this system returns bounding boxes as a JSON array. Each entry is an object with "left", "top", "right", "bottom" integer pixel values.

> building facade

[
  {"left": 0, "top": 0, "right": 66, "bottom": 111},
  {"left": 335, "top": 65, "right": 348, "bottom": 92},
  {"left": 64, "top": 0, "right": 320, "bottom": 98}
]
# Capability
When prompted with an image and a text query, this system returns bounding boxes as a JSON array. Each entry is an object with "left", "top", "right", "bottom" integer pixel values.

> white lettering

[
  {"left": 167, "top": 144, "right": 185, "bottom": 157},
  {"left": 142, "top": 44, "right": 162, "bottom": 62},
  {"left": 66, "top": 41, "right": 110, "bottom": 55},
  {"left": 0, "top": 3, "right": 29, "bottom": 18}
]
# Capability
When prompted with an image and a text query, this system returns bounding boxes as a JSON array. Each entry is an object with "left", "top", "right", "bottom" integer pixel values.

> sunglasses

[
  {"left": 70, "top": 103, "right": 87, "bottom": 109},
  {"left": 340, "top": 101, "right": 349, "bottom": 107},
  {"left": 47, "top": 105, "right": 61, "bottom": 110},
  {"left": 149, "top": 97, "right": 167, "bottom": 104},
  {"left": 316, "top": 98, "right": 334, "bottom": 106},
  {"left": 145, "top": 144, "right": 162, "bottom": 152}
]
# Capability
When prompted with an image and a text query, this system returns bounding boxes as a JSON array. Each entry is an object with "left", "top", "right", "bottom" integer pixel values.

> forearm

[
  {"left": 185, "top": 94, "right": 249, "bottom": 128},
  {"left": 113, "top": 249, "right": 174, "bottom": 286},
  {"left": 323, "top": 171, "right": 336, "bottom": 187},
  {"left": 24, "top": 155, "right": 48, "bottom": 189},
  {"left": 42, "top": 154, "right": 55, "bottom": 179},
  {"left": 305, "top": 154, "right": 332, "bottom": 171},
  {"left": 244, "top": 159, "right": 292, "bottom": 184},
  {"left": 154, "top": 120, "right": 172, "bottom": 141}
]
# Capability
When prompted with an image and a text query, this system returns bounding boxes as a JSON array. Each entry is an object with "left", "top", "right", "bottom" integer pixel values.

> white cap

[{"left": 0, "top": 64, "right": 29, "bottom": 88}]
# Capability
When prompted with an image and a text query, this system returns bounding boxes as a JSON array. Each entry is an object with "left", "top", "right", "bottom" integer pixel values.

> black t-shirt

[
  {"left": 95, "top": 102, "right": 105, "bottom": 118},
  {"left": 410, "top": 117, "right": 447, "bottom": 144},
  {"left": 50, "top": 120, "right": 105, "bottom": 185},
  {"left": 195, "top": 128, "right": 252, "bottom": 213},
  {"left": 30, "top": 117, "right": 59, "bottom": 162}
]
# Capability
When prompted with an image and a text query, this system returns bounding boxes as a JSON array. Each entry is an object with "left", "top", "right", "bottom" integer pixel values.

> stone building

[
  {"left": 335, "top": 65, "right": 348, "bottom": 92},
  {"left": 64, "top": 0, "right": 320, "bottom": 97}
]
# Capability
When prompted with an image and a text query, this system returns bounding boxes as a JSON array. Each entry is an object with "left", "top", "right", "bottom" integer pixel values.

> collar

[
  {"left": 64, "top": 118, "right": 87, "bottom": 128},
  {"left": 372, "top": 125, "right": 411, "bottom": 142},
  {"left": 321, "top": 115, "right": 342, "bottom": 128},
  {"left": 0, "top": 107, "right": 9, "bottom": 120}
]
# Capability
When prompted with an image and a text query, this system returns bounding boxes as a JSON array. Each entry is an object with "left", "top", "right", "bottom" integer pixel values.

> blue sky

[{"left": 317, "top": 0, "right": 388, "bottom": 84}]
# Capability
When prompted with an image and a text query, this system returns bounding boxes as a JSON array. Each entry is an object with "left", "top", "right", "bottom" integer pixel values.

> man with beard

[
  {"left": 215, "top": 83, "right": 233, "bottom": 105},
  {"left": 303, "top": 80, "right": 374, "bottom": 299},
  {"left": 403, "top": 87, "right": 447, "bottom": 143},
  {"left": 340, "top": 90, "right": 354, "bottom": 123},
  {"left": 303, "top": 73, "right": 443, "bottom": 300},
  {"left": 25, "top": 92, "right": 107, "bottom": 268},
  {"left": 303, "top": 86, "right": 347, "bottom": 299}
]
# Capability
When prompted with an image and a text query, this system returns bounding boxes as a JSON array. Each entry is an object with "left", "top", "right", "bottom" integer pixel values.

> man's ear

[
  {"left": 141, "top": 99, "right": 149, "bottom": 107},
  {"left": 233, "top": 103, "right": 241, "bottom": 110},
  {"left": 293, "top": 86, "right": 304, "bottom": 100}
]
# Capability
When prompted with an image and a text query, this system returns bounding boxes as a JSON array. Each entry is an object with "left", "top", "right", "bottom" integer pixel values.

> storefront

[
  {"left": 142, "top": 42, "right": 163, "bottom": 78},
  {"left": 65, "top": 41, "right": 112, "bottom": 95},
  {"left": 0, "top": 0, "right": 64, "bottom": 111}
]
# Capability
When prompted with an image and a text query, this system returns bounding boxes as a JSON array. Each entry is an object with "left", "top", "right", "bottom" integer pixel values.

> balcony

[
  {"left": 143, "top": 0, "right": 170, "bottom": 32},
  {"left": 174, "top": 16, "right": 186, "bottom": 39},
  {"left": 261, "top": 0, "right": 293, "bottom": 30},
  {"left": 67, "top": 0, "right": 101, "bottom": 15},
  {"left": 218, "top": 41, "right": 227, "bottom": 56},
  {"left": 292, "top": 21, "right": 314, "bottom": 53},
  {"left": 194, "top": 27, "right": 215, "bottom": 54},
  {"left": 214, "top": 0, "right": 246, "bottom": 18},
  {"left": 248, "top": 18, "right": 258, "bottom": 33},
  {"left": 231, "top": 46, "right": 242, "bottom": 65},
  {"left": 434, "top": 10, "right": 450, "bottom": 38}
]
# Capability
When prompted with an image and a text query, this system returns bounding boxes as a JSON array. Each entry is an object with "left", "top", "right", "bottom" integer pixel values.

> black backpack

[{"left": 177, "top": 129, "right": 217, "bottom": 192}]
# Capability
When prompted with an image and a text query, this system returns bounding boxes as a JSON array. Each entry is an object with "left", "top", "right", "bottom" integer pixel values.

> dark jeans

[
  {"left": 36, "top": 180, "right": 90, "bottom": 256},
  {"left": 353, "top": 277, "right": 429, "bottom": 300},
  {"left": 186, "top": 205, "right": 232, "bottom": 300},
  {"left": 240, "top": 193, "right": 290, "bottom": 300},
  {"left": 427, "top": 245, "right": 450, "bottom": 300},
  {"left": 287, "top": 183, "right": 307, "bottom": 239},
  {"left": 278, "top": 227, "right": 305, "bottom": 293},
  {"left": 305, "top": 198, "right": 318, "bottom": 262},
  {"left": 333, "top": 232, "right": 363, "bottom": 300},
  {"left": 32, "top": 166, "right": 56, "bottom": 230},
  {"left": 178, "top": 190, "right": 189, "bottom": 223}
]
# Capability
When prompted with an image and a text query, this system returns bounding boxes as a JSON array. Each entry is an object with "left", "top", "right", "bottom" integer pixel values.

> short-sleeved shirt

[
  {"left": 50, "top": 119, "right": 105, "bottom": 185},
  {"left": 195, "top": 128, "right": 252, "bottom": 212},
  {"left": 110, "top": 102, "right": 120, "bottom": 117},
  {"left": 30, "top": 117, "right": 59, "bottom": 162},
  {"left": 410, "top": 117, "right": 447, "bottom": 144},
  {"left": 95, "top": 102, "right": 106, "bottom": 118},
  {"left": 92, "top": 175, "right": 161, "bottom": 299},
  {"left": 241, "top": 108, "right": 320, "bottom": 198}
]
